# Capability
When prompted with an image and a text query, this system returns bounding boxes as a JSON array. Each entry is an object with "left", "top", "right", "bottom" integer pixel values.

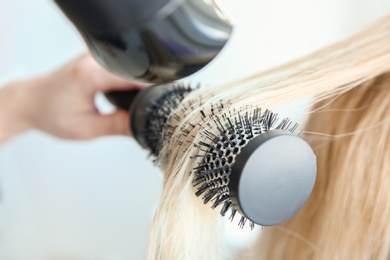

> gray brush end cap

[{"left": 229, "top": 130, "right": 317, "bottom": 226}]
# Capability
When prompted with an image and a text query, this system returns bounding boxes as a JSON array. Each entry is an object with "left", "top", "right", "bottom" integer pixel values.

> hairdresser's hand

[{"left": 0, "top": 54, "right": 146, "bottom": 143}]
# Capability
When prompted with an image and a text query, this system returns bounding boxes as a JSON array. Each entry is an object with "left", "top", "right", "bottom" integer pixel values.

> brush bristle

[
  {"left": 143, "top": 83, "right": 194, "bottom": 156},
  {"left": 192, "top": 107, "right": 298, "bottom": 229}
]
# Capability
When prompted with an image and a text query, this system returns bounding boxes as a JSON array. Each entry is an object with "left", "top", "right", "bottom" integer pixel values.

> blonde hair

[
  {"left": 148, "top": 14, "right": 390, "bottom": 259},
  {"left": 247, "top": 72, "right": 390, "bottom": 260}
]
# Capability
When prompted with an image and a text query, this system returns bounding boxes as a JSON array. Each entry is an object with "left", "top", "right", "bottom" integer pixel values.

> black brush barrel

[{"left": 129, "top": 83, "right": 192, "bottom": 155}]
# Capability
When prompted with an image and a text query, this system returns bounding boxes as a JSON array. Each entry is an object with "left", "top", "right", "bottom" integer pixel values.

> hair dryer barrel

[{"left": 55, "top": 0, "right": 233, "bottom": 83}]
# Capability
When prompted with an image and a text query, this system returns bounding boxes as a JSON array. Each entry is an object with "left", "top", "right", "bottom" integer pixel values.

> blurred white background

[{"left": 0, "top": 0, "right": 389, "bottom": 259}]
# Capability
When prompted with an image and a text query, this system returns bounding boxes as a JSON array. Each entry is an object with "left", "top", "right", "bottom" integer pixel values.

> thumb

[{"left": 89, "top": 110, "right": 131, "bottom": 138}]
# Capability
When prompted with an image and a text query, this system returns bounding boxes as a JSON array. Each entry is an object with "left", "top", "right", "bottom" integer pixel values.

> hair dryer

[{"left": 55, "top": 0, "right": 233, "bottom": 108}]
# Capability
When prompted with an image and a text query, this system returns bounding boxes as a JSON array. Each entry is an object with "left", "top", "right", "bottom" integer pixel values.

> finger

[
  {"left": 82, "top": 110, "right": 131, "bottom": 139},
  {"left": 97, "top": 68, "right": 150, "bottom": 91},
  {"left": 84, "top": 54, "right": 150, "bottom": 92}
]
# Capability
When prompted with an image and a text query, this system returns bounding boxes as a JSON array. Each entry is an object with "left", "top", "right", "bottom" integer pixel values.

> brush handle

[{"left": 104, "top": 90, "right": 140, "bottom": 110}]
